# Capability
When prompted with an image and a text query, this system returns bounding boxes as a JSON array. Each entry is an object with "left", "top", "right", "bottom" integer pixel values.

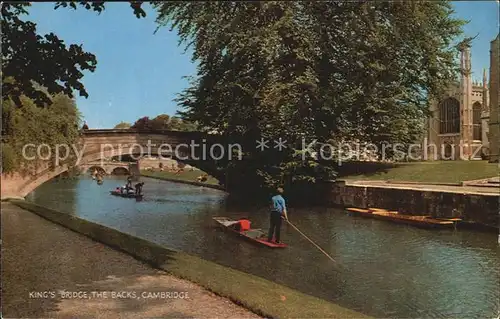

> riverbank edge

[
  {"left": 136, "top": 174, "right": 498, "bottom": 231},
  {"left": 9, "top": 199, "right": 369, "bottom": 319},
  {"left": 140, "top": 172, "right": 226, "bottom": 192}
]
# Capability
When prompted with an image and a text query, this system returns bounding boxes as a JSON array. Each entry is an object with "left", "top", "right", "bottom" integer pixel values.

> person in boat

[
  {"left": 134, "top": 182, "right": 144, "bottom": 195},
  {"left": 268, "top": 187, "right": 288, "bottom": 244},
  {"left": 125, "top": 176, "right": 133, "bottom": 190}
]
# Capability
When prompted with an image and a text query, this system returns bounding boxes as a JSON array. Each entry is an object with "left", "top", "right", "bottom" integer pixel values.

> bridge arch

[
  {"left": 87, "top": 166, "right": 106, "bottom": 175},
  {"left": 111, "top": 167, "right": 130, "bottom": 175}
]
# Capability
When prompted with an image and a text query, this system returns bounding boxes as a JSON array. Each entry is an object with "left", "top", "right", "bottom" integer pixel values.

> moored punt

[
  {"left": 346, "top": 207, "right": 457, "bottom": 229},
  {"left": 213, "top": 217, "right": 287, "bottom": 248},
  {"left": 368, "top": 208, "right": 399, "bottom": 214},
  {"left": 368, "top": 207, "right": 391, "bottom": 212},
  {"left": 346, "top": 208, "right": 371, "bottom": 216},
  {"left": 435, "top": 217, "right": 463, "bottom": 222}
]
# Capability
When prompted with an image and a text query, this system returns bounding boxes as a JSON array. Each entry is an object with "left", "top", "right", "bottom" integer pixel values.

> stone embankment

[{"left": 327, "top": 180, "right": 499, "bottom": 229}]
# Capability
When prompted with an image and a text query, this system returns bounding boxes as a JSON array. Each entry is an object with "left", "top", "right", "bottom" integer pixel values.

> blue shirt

[{"left": 271, "top": 195, "right": 286, "bottom": 213}]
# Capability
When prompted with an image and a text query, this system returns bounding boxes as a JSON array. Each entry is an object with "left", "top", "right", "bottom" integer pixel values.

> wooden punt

[
  {"left": 110, "top": 190, "right": 143, "bottom": 200},
  {"left": 213, "top": 217, "right": 287, "bottom": 248},
  {"left": 368, "top": 207, "right": 391, "bottom": 212},
  {"left": 346, "top": 207, "right": 457, "bottom": 229},
  {"left": 346, "top": 208, "right": 371, "bottom": 215},
  {"left": 368, "top": 208, "right": 399, "bottom": 214}
]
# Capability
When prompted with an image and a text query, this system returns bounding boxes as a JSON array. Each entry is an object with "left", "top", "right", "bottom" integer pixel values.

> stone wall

[
  {"left": 489, "top": 34, "right": 499, "bottom": 162},
  {"left": 325, "top": 182, "right": 499, "bottom": 229},
  {"left": 1, "top": 173, "right": 28, "bottom": 199},
  {"left": 1, "top": 164, "right": 69, "bottom": 200},
  {"left": 128, "top": 162, "right": 140, "bottom": 177}
]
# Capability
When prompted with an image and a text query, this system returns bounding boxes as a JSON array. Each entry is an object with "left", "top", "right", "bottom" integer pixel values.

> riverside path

[{"left": 1, "top": 202, "right": 260, "bottom": 318}]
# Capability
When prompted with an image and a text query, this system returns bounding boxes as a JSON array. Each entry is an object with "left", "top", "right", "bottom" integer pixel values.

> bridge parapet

[{"left": 81, "top": 130, "right": 225, "bottom": 160}]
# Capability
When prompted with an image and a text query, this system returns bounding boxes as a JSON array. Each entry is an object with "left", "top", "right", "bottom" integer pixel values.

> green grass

[
  {"left": 340, "top": 161, "right": 499, "bottom": 183},
  {"left": 140, "top": 169, "right": 219, "bottom": 185},
  {"left": 141, "top": 161, "right": 498, "bottom": 185},
  {"left": 13, "top": 200, "right": 370, "bottom": 319}
]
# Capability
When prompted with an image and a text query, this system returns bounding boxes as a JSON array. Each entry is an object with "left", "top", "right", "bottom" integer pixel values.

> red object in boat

[
  {"left": 238, "top": 219, "right": 251, "bottom": 231},
  {"left": 213, "top": 217, "right": 287, "bottom": 248}
]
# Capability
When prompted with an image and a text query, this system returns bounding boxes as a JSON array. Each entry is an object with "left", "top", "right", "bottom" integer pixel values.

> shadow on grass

[
  {"left": 140, "top": 170, "right": 224, "bottom": 190},
  {"left": 335, "top": 161, "right": 398, "bottom": 179}
]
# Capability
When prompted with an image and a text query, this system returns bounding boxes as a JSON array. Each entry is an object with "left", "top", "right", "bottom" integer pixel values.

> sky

[{"left": 27, "top": 1, "right": 499, "bottom": 129}]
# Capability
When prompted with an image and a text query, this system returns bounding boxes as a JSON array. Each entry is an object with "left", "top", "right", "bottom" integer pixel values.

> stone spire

[
  {"left": 459, "top": 43, "right": 473, "bottom": 158},
  {"left": 460, "top": 42, "right": 472, "bottom": 76},
  {"left": 483, "top": 68, "right": 489, "bottom": 112}
]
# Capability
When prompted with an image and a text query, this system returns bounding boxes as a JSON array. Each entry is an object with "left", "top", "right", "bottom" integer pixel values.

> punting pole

[{"left": 285, "top": 219, "right": 337, "bottom": 264}]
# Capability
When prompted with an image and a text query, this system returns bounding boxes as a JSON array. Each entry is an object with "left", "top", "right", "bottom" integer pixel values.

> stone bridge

[
  {"left": 1, "top": 129, "right": 237, "bottom": 199},
  {"left": 80, "top": 161, "right": 133, "bottom": 175}
]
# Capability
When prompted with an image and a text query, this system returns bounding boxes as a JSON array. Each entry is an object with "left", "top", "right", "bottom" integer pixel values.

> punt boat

[
  {"left": 110, "top": 189, "right": 143, "bottom": 200},
  {"left": 346, "top": 207, "right": 460, "bottom": 229},
  {"left": 213, "top": 217, "right": 287, "bottom": 248}
]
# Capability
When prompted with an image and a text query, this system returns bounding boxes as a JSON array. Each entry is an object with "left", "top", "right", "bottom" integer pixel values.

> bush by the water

[{"left": 1, "top": 94, "right": 81, "bottom": 174}]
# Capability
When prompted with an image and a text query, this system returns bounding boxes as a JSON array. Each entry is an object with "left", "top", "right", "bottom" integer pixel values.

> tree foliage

[
  {"left": 1, "top": 2, "right": 145, "bottom": 108},
  {"left": 114, "top": 122, "right": 132, "bottom": 129},
  {"left": 154, "top": 1, "right": 465, "bottom": 192},
  {"left": 131, "top": 114, "right": 198, "bottom": 131},
  {"left": 1, "top": 94, "right": 81, "bottom": 174}
]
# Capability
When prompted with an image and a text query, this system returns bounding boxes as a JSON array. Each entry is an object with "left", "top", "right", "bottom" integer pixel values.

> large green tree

[{"left": 154, "top": 1, "right": 465, "bottom": 192}]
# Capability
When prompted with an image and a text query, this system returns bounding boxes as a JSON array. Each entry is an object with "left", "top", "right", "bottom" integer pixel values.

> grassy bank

[
  {"left": 141, "top": 170, "right": 219, "bottom": 185},
  {"left": 11, "top": 200, "right": 369, "bottom": 318},
  {"left": 340, "top": 161, "right": 498, "bottom": 183}
]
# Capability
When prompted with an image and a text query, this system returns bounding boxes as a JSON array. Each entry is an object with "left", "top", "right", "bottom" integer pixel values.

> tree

[
  {"left": 1, "top": 93, "right": 81, "bottom": 174},
  {"left": 130, "top": 114, "right": 198, "bottom": 131},
  {"left": 154, "top": 1, "right": 465, "bottom": 193},
  {"left": 114, "top": 122, "right": 131, "bottom": 129},
  {"left": 170, "top": 117, "right": 199, "bottom": 131},
  {"left": 1, "top": 2, "right": 146, "bottom": 108},
  {"left": 131, "top": 116, "right": 152, "bottom": 130},
  {"left": 151, "top": 114, "right": 171, "bottom": 130}
]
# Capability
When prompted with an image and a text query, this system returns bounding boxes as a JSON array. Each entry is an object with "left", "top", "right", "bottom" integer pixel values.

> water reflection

[{"left": 27, "top": 176, "right": 500, "bottom": 318}]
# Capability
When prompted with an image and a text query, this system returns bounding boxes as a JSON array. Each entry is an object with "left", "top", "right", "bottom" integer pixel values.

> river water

[{"left": 27, "top": 176, "right": 499, "bottom": 318}]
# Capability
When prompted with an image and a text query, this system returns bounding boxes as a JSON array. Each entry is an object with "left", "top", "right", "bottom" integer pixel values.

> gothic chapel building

[{"left": 426, "top": 34, "right": 499, "bottom": 162}]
